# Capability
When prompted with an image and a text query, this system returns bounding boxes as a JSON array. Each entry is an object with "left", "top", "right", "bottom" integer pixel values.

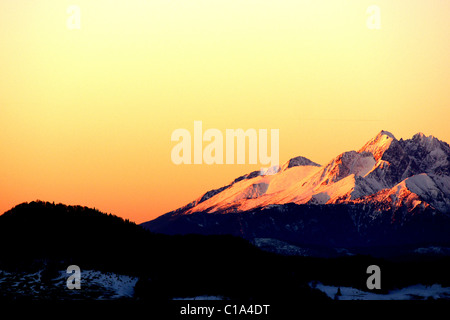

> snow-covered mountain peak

[
  {"left": 414, "top": 132, "right": 427, "bottom": 139},
  {"left": 161, "top": 131, "right": 450, "bottom": 217},
  {"left": 315, "top": 151, "right": 375, "bottom": 186},
  {"left": 144, "top": 131, "right": 450, "bottom": 255},
  {"left": 358, "top": 130, "right": 397, "bottom": 161},
  {"left": 380, "top": 130, "right": 396, "bottom": 139},
  {"left": 401, "top": 132, "right": 450, "bottom": 176},
  {"left": 412, "top": 132, "right": 436, "bottom": 141},
  {"left": 281, "top": 156, "right": 321, "bottom": 171},
  {"left": 410, "top": 132, "right": 442, "bottom": 151}
]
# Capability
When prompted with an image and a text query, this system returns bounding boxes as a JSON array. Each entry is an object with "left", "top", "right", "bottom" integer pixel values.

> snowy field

[
  {"left": 313, "top": 282, "right": 450, "bottom": 300},
  {"left": 2, "top": 268, "right": 449, "bottom": 300},
  {"left": 173, "top": 284, "right": 450, "bottom": 301},
  {"left": 0, "top": 269, "right": 138, "bottom": 300}
]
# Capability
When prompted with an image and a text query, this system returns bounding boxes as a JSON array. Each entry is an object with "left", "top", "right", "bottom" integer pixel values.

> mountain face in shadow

[{"left": 142, "top": 131, "right": 450, "bottom": 257}]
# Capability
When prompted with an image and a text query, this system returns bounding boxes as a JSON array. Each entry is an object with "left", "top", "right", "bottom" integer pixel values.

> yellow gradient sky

[{"left": 1, "top": 1, "right": 449, "bottom": 223}]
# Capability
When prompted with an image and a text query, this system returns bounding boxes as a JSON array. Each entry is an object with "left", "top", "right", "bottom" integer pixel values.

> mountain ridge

[
  {"left": 147, "top": 130, "right": 450, "bottom": 216},
  {"left": 142, "top": 131, "right": 450, "bottom": 256}
]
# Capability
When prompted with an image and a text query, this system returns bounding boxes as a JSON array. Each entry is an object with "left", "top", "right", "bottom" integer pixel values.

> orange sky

[{"left": 1, "top": 1, "right": 449, "bottom": 223}]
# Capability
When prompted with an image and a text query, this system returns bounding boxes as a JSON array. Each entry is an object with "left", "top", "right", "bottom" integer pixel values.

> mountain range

[{"left": 142, "top": 131, "right": 450, "bottom": 257}]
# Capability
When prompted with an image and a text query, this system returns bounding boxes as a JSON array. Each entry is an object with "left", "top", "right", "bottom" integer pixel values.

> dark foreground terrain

[{"left": 0, "top": 201, "right": 449, "bottom": 302}]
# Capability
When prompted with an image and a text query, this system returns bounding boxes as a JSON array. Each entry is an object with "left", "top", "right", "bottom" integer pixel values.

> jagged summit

[
  {"left": 411, "top": 132, "right": 443, "bottom": 151},
  {"left": 413, "top": 132, "right": 438, "bottom": 140},
  {"left": 281, "top": 156, "right": 321, "bottom": 171},
  {"left": 358, "top": 130, "right": 397, "bottom": 161},
  {"left": 414, "top": 132, "right": 427, "bottom": 138},
  {"left": 380, "top": 130, "right": 396, "bottom": 139}
]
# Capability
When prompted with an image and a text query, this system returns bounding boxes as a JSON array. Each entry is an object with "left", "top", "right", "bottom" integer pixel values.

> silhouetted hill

[{"left": 0, "top": 201, "right": 150, "bottom": 272}]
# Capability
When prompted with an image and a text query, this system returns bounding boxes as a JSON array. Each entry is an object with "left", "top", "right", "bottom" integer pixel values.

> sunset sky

[{"left": 1, "top": 0, "right": 449, "bottom": 223}]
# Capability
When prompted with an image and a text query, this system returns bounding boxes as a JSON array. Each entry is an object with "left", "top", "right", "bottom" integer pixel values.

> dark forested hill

[{"left": 0, "top": 201, "right": 327, "bottom": 300}]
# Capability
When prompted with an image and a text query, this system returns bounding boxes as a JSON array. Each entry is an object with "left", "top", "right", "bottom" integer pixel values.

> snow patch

[
  {"left": 359, "top": 131, "right": 396, "bottom": 161},
  {"left": 0, "top": 268, "right": 138, "bottom": 300},
  {"left": 253, "top": 238, "right": 311, "bottom": 256},
  {"left": 312, "top": 282, "right": 450, "bottom": 300}
]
